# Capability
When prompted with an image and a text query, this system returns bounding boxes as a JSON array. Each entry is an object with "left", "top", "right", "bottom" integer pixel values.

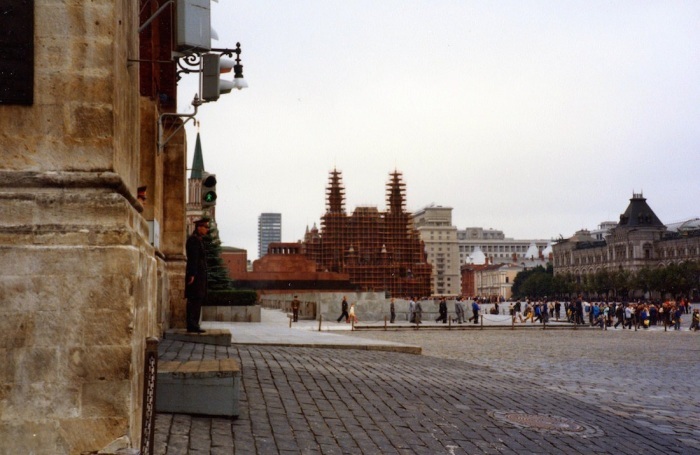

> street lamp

[{"left": 158, "top": 43, "right": 248, "bottom": 151}]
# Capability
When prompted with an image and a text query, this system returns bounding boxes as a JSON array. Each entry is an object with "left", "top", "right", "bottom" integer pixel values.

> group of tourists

[
  {"left": 587, "top": 299, "right": 697, "bottom": 331},
  {"left": 510, "top": 296, "right": 698, "bottom": 331},
  {"left": 391, "top": 295, "right": 481, "bottom": 325},
  {"left": 335, "top": 295, "right": 699, "bottom": 331},
  {"left": 511, "top": 300, "right": 562, "bottom": 324},
  {"left": 400, "top": 296, "right": 482, "bottom": 325}
]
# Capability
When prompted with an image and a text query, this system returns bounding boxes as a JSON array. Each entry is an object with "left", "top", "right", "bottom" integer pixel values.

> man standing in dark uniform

[
  {"left": 291, "top": 295, "right": 301, "bottom": 322},
  {"left": 185, "top": 218, "right": 209, "bottom": 333}
]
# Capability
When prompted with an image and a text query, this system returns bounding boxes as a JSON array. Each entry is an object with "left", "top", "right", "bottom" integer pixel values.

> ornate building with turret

[
  {"left": 303, "top": 170, "right": 432, "bottom": 297},
  {"left": 553, "top": 193, "right": 700, "bottom": 278}
]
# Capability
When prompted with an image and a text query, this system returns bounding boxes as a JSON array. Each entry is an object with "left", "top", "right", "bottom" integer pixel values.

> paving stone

[{"left": 156, "top": 329, "right": 698, "bottom": 454}]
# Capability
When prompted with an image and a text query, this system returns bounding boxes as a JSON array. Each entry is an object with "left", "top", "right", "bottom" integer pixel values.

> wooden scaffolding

[{"left": 303, "top": 169, "right": 432, "bottom": 297}]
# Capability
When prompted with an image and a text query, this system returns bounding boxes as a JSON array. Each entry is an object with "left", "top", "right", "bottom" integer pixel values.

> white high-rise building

[
  {"left": 258, "top": 213, "right": 282, "bottom": 259},
  {"left": 412, "top": 205, "right": 461, "bottom": 296}
]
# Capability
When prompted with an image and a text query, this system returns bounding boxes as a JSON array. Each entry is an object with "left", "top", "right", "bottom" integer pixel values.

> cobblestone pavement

[{"left": 155, "top": 329, "right": 700, "bottom": 454}]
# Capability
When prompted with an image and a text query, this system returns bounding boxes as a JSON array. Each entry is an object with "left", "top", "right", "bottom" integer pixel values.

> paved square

[{"left": 155, "top": 328, "right": 699, "bottom": 454}]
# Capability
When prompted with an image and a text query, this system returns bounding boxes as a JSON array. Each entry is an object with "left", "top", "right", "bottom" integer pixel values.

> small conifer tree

[{"left": 202, "top": 219, "right": 232, "bottom": 290}]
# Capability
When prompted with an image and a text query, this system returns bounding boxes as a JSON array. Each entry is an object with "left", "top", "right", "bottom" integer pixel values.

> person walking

[
  {"left": 409, "top": 297, "right": 416, "bottom": 323},
  {"left": 614, "top": 303, "right": 625, "bottom": 329},
  {"left": 390, "top": 298, "right": 396, "bottom": 323},
  {"left": 673, "top": 305, "right": 683, "bottom": 330},
  {"left": 591, "top": 302, "right": 600, "bottom": 327},
  {"left": 690, "top": 308, "right": 699, "bottom": 331},
  {"left": 470, "top": 300, "right": 480, "bottom": 324},
  {"left": 348, "top": 302, "right": 358, "bottom": 324},
  {"left": 290, "top": 295, "right": 300, "bottom": 322},
  {"left": 337, "top": 296, "right": 350, "bottom": 323},
  {"left": 454, "top": 297, "right": 465, "bottom": 324},
  {"left": 522, "top": 302, "right": 534, "bottom": 323},
  {"left": 414, "top": 299, "right": 423, "bottom": 324},
  {"left": 436, "top": 297, "right": 448, "bottom": 323},
  {"left": 185, "top": 218, "right": 209, "bottom": 333},
  {"left": 650, "top": 304, "right": 658, "bottom": 326},
  {"left": 514, "top": 300, "right": 524, "bottom": 323},
  {"left": 624, "top": 304, "right": 634, "bottom": 329},
  {"left": 533, "top": 301, "right": 542, "bottom": 323},
  {"left": 575, "top": 297, "right": 585, "bottom": 325}
]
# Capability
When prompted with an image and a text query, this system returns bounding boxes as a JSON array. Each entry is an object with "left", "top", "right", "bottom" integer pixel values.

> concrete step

[
  {"left": 156, "top": 358, "right": 240, "bottom": 418},
  {"left": 163, "top": 328, "right": 231, "bottom": 346}
]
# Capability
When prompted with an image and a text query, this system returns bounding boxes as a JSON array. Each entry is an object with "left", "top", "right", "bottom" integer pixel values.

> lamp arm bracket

[{"left": 157, "top": 96, "right": 201, "bottom": 152}]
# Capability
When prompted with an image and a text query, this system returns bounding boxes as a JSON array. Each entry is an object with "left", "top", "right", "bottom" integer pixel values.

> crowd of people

[
  {"left": 508, "top": 297, "right": 699, "bottom": 331},
  {"left": 330, "top": 295, "right": 699, "bottom": 331}
]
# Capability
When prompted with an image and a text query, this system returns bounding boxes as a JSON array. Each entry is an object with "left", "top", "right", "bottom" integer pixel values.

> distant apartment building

[
  {"left": 457, "top": 227, "right": 551, "bottom": 265},
  {"left": 258, "top": 213, "right": 282, "bottom": 258},
  {"left": 412, "top": 205, "right": 461, "bottom": 296}
]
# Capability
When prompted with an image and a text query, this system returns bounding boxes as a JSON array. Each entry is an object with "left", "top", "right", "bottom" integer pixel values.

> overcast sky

[{"left": 177, "top": 1, "right": 700, "bottom": 260}]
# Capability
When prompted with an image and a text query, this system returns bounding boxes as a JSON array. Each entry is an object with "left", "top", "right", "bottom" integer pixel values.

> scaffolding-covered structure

[{"left": 303, "top": 169, "right": 432, "bottom": 297}]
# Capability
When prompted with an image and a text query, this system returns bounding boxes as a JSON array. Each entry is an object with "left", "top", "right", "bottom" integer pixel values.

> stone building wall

[
  {"left": 553, "top": 228, "right": 700, "bottom": 277},
  {"left": 0, "top": 1, "right": 184, "bottom": 453}
]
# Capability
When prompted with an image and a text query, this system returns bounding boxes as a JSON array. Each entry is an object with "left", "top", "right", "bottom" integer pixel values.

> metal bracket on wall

[
  {"left": 157, "top": 95, "right": 201, "bottom": 153},
  {"left": 176, "top": 44, "right": 244, "bottom": 81}
]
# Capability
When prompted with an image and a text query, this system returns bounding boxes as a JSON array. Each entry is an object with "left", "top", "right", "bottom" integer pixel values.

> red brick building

[{"left": 228, "top": 242, "right": 354, "bottom": 292}]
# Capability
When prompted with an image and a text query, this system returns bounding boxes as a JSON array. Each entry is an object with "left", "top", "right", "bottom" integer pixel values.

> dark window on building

[{"left": 0, "top": 0, "right": 34, "bottom": 105}]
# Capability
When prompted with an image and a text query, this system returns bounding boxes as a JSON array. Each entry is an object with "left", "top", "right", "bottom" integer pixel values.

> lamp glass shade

[{"left": 232, "top": 77, "right": 248, "bottom": 90}]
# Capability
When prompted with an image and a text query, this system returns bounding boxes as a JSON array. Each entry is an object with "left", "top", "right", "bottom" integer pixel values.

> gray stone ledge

[{"left": 0, "top": 170, "right": 142, "bottom": 212}]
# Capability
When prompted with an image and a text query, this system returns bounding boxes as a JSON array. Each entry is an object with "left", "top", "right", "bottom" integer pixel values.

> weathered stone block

[
  {"left": 0, "top": 349, "right": 18, "bottom": 384},
  {"left": 33, "top": 310, "right": 83, "bottom": 347},
  {"left": 3, "top": 379, "right": 80, "bottom": 421},
  {"left": 0, "top": 312, "right": 36, "bottom": 349},
  {"left": 0, "top": 420, "right": 69, "bottom": 455},
  {"left": 82, "top": 380, "right": 130, "bottom": 417},
  {"left": 83, "top": 309, "right": 133, "bottom": 346},
  {"left": 17, "top": 347, "right": 58, "bottom": 383},
  {"left": 58, "top": 417, "right": 129, "bottom": 455},
  {"left": 37, "top": 72, "right": 114, "bottom": 107},
  {"left": 64, "top": 346, "right": 131, "bottom": 382},
  {"left": 69, "top": 104, "right": 114, "bottom": 139}
]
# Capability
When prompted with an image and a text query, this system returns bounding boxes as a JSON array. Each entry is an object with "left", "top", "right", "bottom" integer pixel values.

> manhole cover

[{"left": 489, "top": 410, "right": 604, "bottom": 437}]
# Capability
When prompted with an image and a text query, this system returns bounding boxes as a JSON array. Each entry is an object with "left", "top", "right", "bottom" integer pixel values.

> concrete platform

[
  {"left": 156, "top": 358, "right": 240, "bottom": 418},
  {"left": 202, "top": 321, "right": 422, "bottom": 354},
  {"left": 163, "top": 328, "right": 232, "bottom": 346}
]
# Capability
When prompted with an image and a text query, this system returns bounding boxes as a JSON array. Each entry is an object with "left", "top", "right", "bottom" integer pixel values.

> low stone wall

[
  {"left": 202, "top": 305, "right": 261, "bottom": 322},
  {"left": 259, "top": 294, "right": 513, "bottom": 323},
  {"left": 260, "top": 292, "right": 390, "bottom": 321},
  {"left": 260, "top": 298, "right": 317, "bottom": 320}
]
